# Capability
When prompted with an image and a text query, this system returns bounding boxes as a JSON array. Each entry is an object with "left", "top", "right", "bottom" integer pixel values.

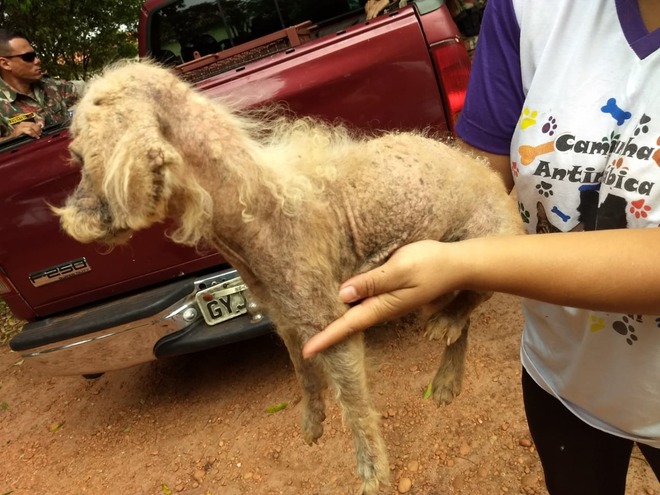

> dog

[{"left": 55, "top": 60, "right": 523, "bottom": 494}]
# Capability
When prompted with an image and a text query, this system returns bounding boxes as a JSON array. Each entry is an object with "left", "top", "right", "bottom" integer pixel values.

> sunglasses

[{"left": 3, "top": 51, "right": 38, "bottom": 63}]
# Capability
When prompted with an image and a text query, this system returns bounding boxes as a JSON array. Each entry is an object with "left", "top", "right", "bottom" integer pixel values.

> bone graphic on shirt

[
  {"left": 600, "top": 97, "right": 631, "bottom": 126},
  {"left": 519, "top": 140, "right": 555, "bottom": 165},
  {"left": 653, "top": 136, "right": 660, "bottom": 166},
  {"left": 551, "top": 206, "right": 570, "bottom": 222}
]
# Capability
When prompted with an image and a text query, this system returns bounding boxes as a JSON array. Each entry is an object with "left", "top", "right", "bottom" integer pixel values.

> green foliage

[
  {"left": 265, "top": 402, "right": 288, "bottom": 414},
  {"left": 0, "top": 298, "right": 23, "bottom": 346},
  {"left": 0, "top": 0, "right": 143, "bottom": 80}
]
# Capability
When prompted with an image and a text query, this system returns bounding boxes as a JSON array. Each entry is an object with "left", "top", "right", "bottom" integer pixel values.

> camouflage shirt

[{"left": 0, "top": 76, "right": 79, "bottom": 137}]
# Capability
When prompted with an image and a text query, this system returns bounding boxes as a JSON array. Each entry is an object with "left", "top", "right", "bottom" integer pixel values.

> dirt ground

[{"left": 1, "top": 294, "right": 658, "bottom": 495}]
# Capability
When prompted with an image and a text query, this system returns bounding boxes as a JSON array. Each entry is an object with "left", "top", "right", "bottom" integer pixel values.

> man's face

[{"left": 0, "top": 37, "right": 42, "bottom": 84}]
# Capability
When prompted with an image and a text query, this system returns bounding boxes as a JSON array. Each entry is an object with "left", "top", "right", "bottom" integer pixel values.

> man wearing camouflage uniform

[{"left": 0, "top": 29, "right": 78, "bottom": 142}]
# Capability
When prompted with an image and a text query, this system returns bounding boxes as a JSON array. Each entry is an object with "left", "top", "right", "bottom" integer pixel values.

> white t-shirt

[{"left": 456, "top": 0, "right": 660, "bottom": 447}]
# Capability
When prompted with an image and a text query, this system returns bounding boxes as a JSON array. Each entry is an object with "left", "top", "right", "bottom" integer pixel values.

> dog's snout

[
  {"left": 97, "top": 197, "right": 114, "bottom": 227},
  {"left": 54, "top": 183, "right": 128, "bottom": 245}
]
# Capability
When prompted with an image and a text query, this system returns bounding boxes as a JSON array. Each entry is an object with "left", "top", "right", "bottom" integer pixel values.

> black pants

[{"left": 522, "top": 368, "right": 660, "bottom": 494}]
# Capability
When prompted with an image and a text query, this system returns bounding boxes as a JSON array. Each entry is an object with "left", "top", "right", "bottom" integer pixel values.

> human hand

[
  {"left": 11, "top": 121, "right": 43, "bottom": 139},
  {"left": 303, "top": 240, "right": 463, "bottom": 358},
  {"left": 364, "top": 0, "right": 390, "bottom": 19}
]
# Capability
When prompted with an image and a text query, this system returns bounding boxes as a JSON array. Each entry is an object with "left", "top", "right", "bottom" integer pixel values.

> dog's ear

[{"left": 102, "top": 123, "right": 182, "bottom": 232}]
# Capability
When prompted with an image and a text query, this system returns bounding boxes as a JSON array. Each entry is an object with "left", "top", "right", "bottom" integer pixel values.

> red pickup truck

[{"left": 2, "top": 0, "right": 471, "bottom": 376}]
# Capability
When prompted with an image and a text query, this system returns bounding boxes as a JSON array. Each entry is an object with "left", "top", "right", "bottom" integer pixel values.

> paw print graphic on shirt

[
  {"left": 653, "top": 136, "right": 660, "bottom": 167},
  {"left": 629, "top": 199, "right": 652, "bottom": 219},
  {"left": 542, "top": 116, "right": 558, "bottom": 136},
  {"left": 589, "top": 315, "right": 606, "bottom": 332},
  {"left": 612, "top": 315, "right": 641, "bottom": 345},
  {"left": 611, "top": 157, "right": 628, "bottom": 171},
  {"left": 601, "top": 131, "right": 621, "bottom": 148},
  {"left": 520, "top": 107, "right": 538, "bottom": 129},
  {"left": 518, "top": 202, "right": 530, "bottom": 224},
  {"left": 633, "top": 114, "right": 651, "bottom": 136},
  {"left": 535, "top": 181, "right": 553, "bottom": 197}
]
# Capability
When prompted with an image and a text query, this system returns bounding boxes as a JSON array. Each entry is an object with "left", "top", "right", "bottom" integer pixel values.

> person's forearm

[
  {"left": 456, "top": 229, "right": 660, "bottom": 315},
  {"left": 302, "top": 228, "right": 660, "bottom": 358}
]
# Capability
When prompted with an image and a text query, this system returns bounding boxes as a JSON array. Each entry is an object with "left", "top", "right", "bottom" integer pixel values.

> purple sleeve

[{"left": 454, "top": 0, "right": 525, "bottom": 155}]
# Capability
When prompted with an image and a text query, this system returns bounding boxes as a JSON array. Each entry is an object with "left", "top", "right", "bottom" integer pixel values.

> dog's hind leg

[
  {"left": 431, "top": 322, "right": 469, "bottom": 405},
  {"left": 424, "top": 290, "right": 491, "bottom": 406},
  {"left": 318, "top": 335, "right": 389, "bottom": 495},
  {"left": 278, "top": 327, "right": 328, "bottom": 445}
]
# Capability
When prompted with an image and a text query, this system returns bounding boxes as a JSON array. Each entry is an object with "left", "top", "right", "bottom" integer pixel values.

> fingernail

[
  {"left": 339, "top": 285, "right": 358, "bottom": 303},
  {"left": 302, "top": 342, "right": 316, "bottom": 359}
]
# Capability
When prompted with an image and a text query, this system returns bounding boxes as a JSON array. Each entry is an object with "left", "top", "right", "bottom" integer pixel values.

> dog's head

[{"left": 54, "top": 61, "right": 200, "bottom": 246}]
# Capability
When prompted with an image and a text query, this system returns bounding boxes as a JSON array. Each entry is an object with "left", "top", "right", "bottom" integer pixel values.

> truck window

[{"left": 149, "top": 0, "right": 363, "bottom": 65}]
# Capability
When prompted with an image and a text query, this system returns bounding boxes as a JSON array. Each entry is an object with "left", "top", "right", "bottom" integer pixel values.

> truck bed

[{"left": 2, "top": 0, "right": 470, "bottom": 374}]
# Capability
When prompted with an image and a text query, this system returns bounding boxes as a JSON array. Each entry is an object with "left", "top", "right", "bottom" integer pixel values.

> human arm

[
  {"left": 302, "top": 228, "right": 660, "bottom": 357},
  {"left": 0, "top": 120, "right": 43, "bottom": 141}
]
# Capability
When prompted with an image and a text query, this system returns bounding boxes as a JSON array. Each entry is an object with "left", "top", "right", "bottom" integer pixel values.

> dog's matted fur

[{"left": 55, "top": 60, "right": 524, "bottom": 494}]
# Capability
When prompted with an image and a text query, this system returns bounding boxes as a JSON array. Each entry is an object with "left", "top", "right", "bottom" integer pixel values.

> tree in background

[{"left": 0, "top": 0, "right": 143, "bottom": 80}]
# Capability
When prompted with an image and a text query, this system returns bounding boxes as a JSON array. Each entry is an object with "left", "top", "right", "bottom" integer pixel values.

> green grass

[{"left": 0, "top": 299, "right": 24, "bottom": 346}]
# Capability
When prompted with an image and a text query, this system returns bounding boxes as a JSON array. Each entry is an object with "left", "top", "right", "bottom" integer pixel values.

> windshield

[{"left": 149, "top": 0, "right": 363, "bottom": 65}]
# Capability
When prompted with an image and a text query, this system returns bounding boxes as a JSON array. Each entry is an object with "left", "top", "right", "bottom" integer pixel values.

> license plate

[{"left": 196, "top": 278, "right": 249, "bottom": 326}]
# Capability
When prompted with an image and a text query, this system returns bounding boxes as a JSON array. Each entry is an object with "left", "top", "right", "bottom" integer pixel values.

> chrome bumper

[{"left": 12, "top": 269, "right": 267, "bottom": 376}]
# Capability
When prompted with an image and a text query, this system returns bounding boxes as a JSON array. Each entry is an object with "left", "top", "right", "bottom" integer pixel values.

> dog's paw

[
  {"left": 431, "top": 377, "right": 462, "bottom": 406},
  {"left": 302, "top": 408, "right": 326, "bottom": 445},
  {"left": 424, "top": 314, "right": 465, "bottom": 345},
  {"left": 355, "top": 429, "right": 389, "bottom": 494},
  {"left": 431, "top": 361, "right": 463, "bottom": 406},
  {"left": 356, "top": 458, "right": 389, "bottom": 495},
  {"left": 358, "top": 478, "right": 383, "bottom": 495},
  {"left": 303, "top": 424, "right": 324, "bottom": 445}
]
